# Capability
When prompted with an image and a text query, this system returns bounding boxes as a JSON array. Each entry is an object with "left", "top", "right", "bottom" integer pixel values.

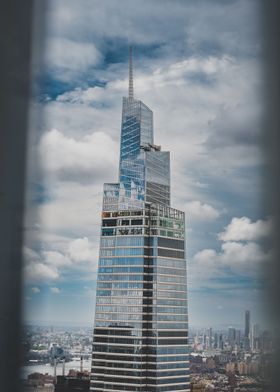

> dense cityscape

[
  {"left": 21, "top": 310, "right": 274, "bottom": 391},
  {"left": 188, "top": 310, "right": 273, "bottom": 391}
]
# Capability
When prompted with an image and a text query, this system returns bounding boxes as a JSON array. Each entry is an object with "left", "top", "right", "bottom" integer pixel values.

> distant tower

[
  {"left": 214, "top": 333, "right": 218, "bottom": 349},
  {"left": 252, "top": 324, "right": 260, "bottom": 350},
  {"left": 228, "top": 327, "right": 236, "bottom": 348},
  {"left": 208, "top": 327, "right": 213, "bottom": 349},
  {"left": 203, "top": 333, "right": 207, "bottom": 348},
  {"left": 244, "top": 310, "right": 251, "bottom": 351},
  {"left": 235, "top": 329, "right": 241, "bottom": 348},
  {"left": 219, "top": 334, "right": 224, "bottom": 350}
]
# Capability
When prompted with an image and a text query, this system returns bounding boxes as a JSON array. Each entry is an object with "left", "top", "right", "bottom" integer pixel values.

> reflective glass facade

[{"left": 91, "top": 63, "right": 189, "bottom": 392}]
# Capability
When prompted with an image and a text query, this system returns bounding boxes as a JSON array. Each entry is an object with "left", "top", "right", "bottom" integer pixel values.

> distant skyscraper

[
  {"left": 244, "top": 310, "right": 251, "bottom": 351},
  {"left": 235, "top": 329, "right": 241, "bottom": 348},
  {"left": 228, "top": 327, "right": 236, "bottom": 348},
  {"left": 208, "top": 328, "right": 213, "bottom": 349},
  {"left": 218, "top": 334, "right": 224, "bottom": 350},
  {"left": 203, "top": 333, "right": 207, "bottom": 349},
  {"left": 252, "top": 324, "right": 260, "bottom": 350},
  {"left": 90, "top": 48, "right": 190, "bottom": 392},
  {"left": 214, "top": 333, "right": 218, "bottom": 349}
]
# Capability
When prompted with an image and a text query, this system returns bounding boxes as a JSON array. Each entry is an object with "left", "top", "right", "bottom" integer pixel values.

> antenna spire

[{"left": 129, "top": 46, "right": 134, "bottom": 99}]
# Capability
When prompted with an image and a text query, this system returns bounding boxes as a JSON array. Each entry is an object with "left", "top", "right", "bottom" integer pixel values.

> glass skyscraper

[
  {"left": 91, "top": 48, "right": 190, "bottom": 392},
  {"left": 244, "top": 310, "right": 251, "bottom": 351}
]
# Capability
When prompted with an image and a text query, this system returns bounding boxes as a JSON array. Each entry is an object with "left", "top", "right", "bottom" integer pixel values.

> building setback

[{"left": 90, "top": 48, "right": 190, "bottom": 392}]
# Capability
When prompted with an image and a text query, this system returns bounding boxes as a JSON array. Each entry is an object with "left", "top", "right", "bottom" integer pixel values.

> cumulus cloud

[
  {"left": 25, "top": 261, "right": 59, "bottom": 284},
  {"left": 218, "top": 216, "right": 273, "bottom": 242},
  {"left": 146, "top": 55, "right": 233, "bottom": 86},
  {"left": 23, "top": 236, "right": 98, "bottom": 285},
  {"left": 189, "top": 215, "right": 273, "bottom": 289},
  {"left": 50, "top": 287, "right": 61, "bottom": 294},
  {"left": 24, "top": 247, "right": 40, "bottom": 262},
  {"left": 46, "top": 0, "right": 259, "bottom": 58},
  {"left": 44, "top": 38, "right": 102, "bottom": 81},
  {"left": 42, "top": 250, "right": 71, "bottom": 267},
  {"left": 31, "top": 287, "right": 41, "bottom": 294},
  {"left": 23, "top": 247, "right": 59, "bottom": 284},
  {"left": 39, "top": 129, "right": 118, "bottom": 183},
  {"left": 68, "top": 237, "right": 96, "bottom": 263},
  {"left": 193, "top": 241, "right": 271, "bottom": 278},
  {"left": 37, "top": 181, "right": 102, "bottom": 238},
  {"left": 56, "top": 86, "right": 106, "bottom": 105},
  {"left": 185, "top": 200, "right": 220, "bottom": 220}
]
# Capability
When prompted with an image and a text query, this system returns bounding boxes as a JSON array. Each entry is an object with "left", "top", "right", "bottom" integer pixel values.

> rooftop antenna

[{"left": 128, "top": 46, "right": 134, "bottom": 99}]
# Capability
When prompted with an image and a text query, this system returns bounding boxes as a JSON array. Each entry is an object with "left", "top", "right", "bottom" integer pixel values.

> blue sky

[{"left": 23, "top": 0, "right": 272, "bottom": 329}]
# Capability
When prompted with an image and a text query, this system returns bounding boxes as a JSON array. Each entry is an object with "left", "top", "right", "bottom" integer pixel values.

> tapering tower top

[{"left": 128, "top": 46, "right": 134, "bottom": 99}]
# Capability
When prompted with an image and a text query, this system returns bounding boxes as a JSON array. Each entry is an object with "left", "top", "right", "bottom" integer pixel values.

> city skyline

[{"left": 22, "top": 0, "right": 270, "bottom": 329}]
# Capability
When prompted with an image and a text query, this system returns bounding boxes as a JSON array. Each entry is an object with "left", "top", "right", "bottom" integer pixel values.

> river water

[{"left": 21, "top": 359, "right": 91, "bottom": 379}]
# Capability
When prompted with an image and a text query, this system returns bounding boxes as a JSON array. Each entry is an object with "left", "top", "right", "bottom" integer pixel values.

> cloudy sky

[{"left": 23, "top": 0, "right": 272, "bottom": 329}]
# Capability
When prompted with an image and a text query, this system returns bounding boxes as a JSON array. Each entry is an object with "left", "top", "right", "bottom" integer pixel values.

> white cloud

[
  {"left": 25, "top": 262, "right": 59, "bottom": 284},
  {"left": 189, "top": 215, "right": 273, "bottom": 289},
  {"left": 50, "top": 287, "right": 61, "bottom": 294},
  {"left": 190, "top": 248, "right": 219, "bottom": 281},
  {"left": 220, "top": 241, "right": 269, "bottom": 271},
  {"left": 185, "top": 200, "right": 220, "bottom": 220},
  {"left": 191, "top": 240, "right": 271, "bottom": 281},
  {"left": 23, "top": 235, "right": 99, "bottom": 285},
  {"left": 46, "top": 0, "right": 259, "bottom": 57},
  {"left": 68, "top": 237, "right": 97, "bottom": 263},
  {"left": 218, "top": 216, "right": 272, "bottom": 242},
  {"left": 31, "top": 287, "right": 41, "bottom": 294},
  {"left": 39, "top": 129, "right": 118, "bottom": 183},
  {"left": 24, "top": 247, "right": 40, "bottom": 262},
  {"left": 56, "top": 86, "right": 106, "bottom": 104},
  {"left": 137, "top": 55, "right": 233, "bottom": 89},
  {"left": 37, "top": 182, "right": 102, "bottom": 238},
  {"left": 42, "top": 250, "right": 71, "bottom": 267},
  {"left": 44, "top": 38, "right": 102, "bottom": 81}
]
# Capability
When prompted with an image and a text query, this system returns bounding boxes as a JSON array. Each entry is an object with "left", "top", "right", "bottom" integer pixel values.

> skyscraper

[
  {"left": 252, "top": 324, "right": 260, "bottom": 350},
  {"left": 208, "top": 327, "right": 213, "bottom": 349},
  {"left": 235, "top": 329, "right": 241, "bottom": 349},
  {"left": 214, "top": 333, "right": 218, "bottom": 349},
  {"left": 228, "top": 327, "right": 236, "bottom": 348},
  {"left": 90, "top": 48, "right": 190, "bottom": 392},
  {"left": 244, "top": 310, "right": 251, "bottom": 351}
]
